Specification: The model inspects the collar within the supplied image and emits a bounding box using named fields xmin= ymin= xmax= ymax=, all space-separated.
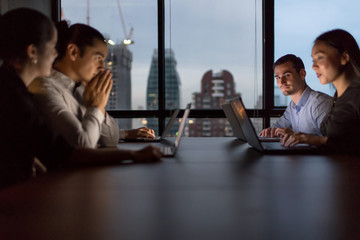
xmin=292 ymin=86 xmax=311 ymax=113
xmin=50 ymin=69 xmax=77 ymax=91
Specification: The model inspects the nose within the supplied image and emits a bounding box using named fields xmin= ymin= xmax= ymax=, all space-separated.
xmin=98 ymin=60 xmax=105 ymax=71
xmin=312 ymin=61 xmax=317 ymax=70
xmin=280 ymin=75 xmax=287 ymax=83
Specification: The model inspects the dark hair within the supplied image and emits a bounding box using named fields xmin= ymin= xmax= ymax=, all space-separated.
xmin=273 ymin=54 xmax=305 ymax=74
xmin=55 ymin=21 xmax=106 ymax=62
xmin=0 ymin=8 xmax=55 ymax=63
xmin=315 ymin=29 xmax=360 ymax=80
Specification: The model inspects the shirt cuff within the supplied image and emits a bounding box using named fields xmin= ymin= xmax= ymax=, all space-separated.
xmin=87 ymin=107 xmax=105 ymax=124
xmin=119 ymin=129 xmax=126 ymax=139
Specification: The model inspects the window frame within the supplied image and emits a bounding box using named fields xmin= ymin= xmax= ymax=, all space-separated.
xmin=56 ymin=0 xmax=284 ymax=134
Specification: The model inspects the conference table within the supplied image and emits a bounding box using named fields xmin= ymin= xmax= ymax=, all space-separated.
xmin=1 ymin=137 xmax=360 ymax=240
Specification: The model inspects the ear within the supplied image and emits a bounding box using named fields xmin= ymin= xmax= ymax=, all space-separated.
xmin=341 ymin=51 xmax=350 ymax=65
xmin=299 ymin=68 xmax=306 ymax=81
xmin=26 ymin=44 xmax=38 ymax=63
xmin=67 ymin=43 xmax=79 ymax=61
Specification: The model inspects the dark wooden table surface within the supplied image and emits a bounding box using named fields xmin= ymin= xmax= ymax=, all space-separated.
xmin=1 ymin=137 xmax=360 ymax=240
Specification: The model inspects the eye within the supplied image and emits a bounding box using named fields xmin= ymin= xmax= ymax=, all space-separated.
xmin=316 ymin=55 xmax=324 ymax=61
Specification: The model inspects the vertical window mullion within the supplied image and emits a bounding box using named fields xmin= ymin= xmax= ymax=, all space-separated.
xmin=263 ymin=0 xmax=274 ymax=129
xmin=158 ymin=0 xmax=165 ymax=134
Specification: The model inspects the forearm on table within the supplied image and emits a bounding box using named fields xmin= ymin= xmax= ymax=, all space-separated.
xmin=66 ymin=147 xmax=136 ymax=167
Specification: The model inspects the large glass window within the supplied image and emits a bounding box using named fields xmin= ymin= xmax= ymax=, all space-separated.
xmin=165 ymin=0 xmax=263 ymax=110
xmin=61 ymin=0 xmax=263 ymax=136
xmin=61 ymin=0 xmax=157 ymax=112
xmin=274 ymin=0 xmax=360 ymax=106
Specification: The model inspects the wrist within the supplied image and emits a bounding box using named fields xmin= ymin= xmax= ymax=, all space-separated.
xmin=100 ymin=107 xmax=106 ymax=116
xmin=320 ymin=136 xmax=328 ymax=146
xmin=308 ymin=135 xmax=327 ymax=146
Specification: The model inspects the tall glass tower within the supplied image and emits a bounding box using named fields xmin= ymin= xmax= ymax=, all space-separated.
xmin=105 ymin=43 xmax=132 ymax=129
xmin=146 ymin=49 xmax=181 ymax=135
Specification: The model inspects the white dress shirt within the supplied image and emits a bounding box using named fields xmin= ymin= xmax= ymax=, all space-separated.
xmin=30 ymin=69 xmax=123 ymax=148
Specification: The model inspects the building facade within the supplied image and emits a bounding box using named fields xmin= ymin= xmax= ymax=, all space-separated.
xmin=146 ymin=49 xmax=181 ymax=136
xmin=189 ymin=70 xmax=241 ymax=137
xmin=105 ymin=43 xmax=132 ymax=129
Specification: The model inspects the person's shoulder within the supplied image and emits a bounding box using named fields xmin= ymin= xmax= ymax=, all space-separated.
xmin=348 ymin=80 xmax=360 ymax=91
xmin=30 ymin=70 xmax=71 ymax=96
xmin=309 ymin=89 xmax=333 ymax=102
xmin=28 ymin=76 xmax=56 ymax=95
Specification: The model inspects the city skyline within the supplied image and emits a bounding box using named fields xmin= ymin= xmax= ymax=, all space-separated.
xmin=61 ymin=0 xmax=262 ymax=109
xmin=62 ymin=0 xmax=360 ymax=110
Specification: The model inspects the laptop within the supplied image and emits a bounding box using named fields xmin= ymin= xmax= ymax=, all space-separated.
xmin=221 ymin=102 xmax=247 ymax=141
xmin=228 ymin=97 xmax=319 ymax=153
xmin=158 ymin=103 xmax=191 ymax=157
xmin=222 ymin=99 xmax=280 ymax=142
xmin=124 ymin=108 xmax=180 ymax=142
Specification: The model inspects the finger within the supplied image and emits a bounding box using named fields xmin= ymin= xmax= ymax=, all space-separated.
xmin=283 ymin=138 xmax=292 ymax=147
xmin=275 ymin=130 xmax=280 ymax=137
xmin=262 ymin=129 xmax=269 ymax=137
xmin=271 ymin=128 xmax=276 ymax=138
xmin=88 ymin=71 xmax=102 ymax=89
xmin=286 ymin=136 xmax=298 ymax=147
xmin=281 ymin=134 xmax=289 ymax=145
xmin=95 ymin=70 xmax=111 ymax=90
xmin=140 ymin=128 xmax=155 ymax=138
xmin=289 ymin=140 xmax=299 ymax=147
xmin=100 ymin=72 xmax=112 ymax=91
xmin=104 ymin=78 xmax=113 ymax=96
xmin=288 ymin=137 xmax=298 ymax=147
xmin=275 ymin=129 xmax=284 ymax=137
xmin=265 ymin=128 xmax=271 ymax=137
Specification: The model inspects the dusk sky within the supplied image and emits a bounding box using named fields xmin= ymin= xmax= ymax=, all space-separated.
xmin=62 ymin=0 xmax=360 ymax=109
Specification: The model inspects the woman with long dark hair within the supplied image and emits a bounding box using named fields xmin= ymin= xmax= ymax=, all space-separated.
xmin=0 ymin=8 xmax=161 ymax=188
xmin=282 ymin=29 xmax=360 ymax=154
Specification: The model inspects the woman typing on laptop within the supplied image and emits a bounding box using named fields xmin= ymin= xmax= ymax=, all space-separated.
xmin=281 ymin=29 xmax=360 ymax=154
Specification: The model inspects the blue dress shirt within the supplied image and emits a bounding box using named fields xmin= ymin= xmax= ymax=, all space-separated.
xmin=272 ymin=86 xmax=333 ymax=136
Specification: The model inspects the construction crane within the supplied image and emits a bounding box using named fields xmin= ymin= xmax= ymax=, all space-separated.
xmin=116 ymin=0 xmax=134 ymax=45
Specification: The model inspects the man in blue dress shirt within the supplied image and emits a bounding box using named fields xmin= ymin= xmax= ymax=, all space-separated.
xmin=260 ymin=54 xmax=333 ymax=137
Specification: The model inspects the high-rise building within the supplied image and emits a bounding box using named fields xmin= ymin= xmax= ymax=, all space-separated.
xmin=146 ymin=49 xmax=181 ymax=135
xmin=189 ymin=70 xmax=241 ymax=137
xmin=105 ymin=43 xmax=132 ymax=129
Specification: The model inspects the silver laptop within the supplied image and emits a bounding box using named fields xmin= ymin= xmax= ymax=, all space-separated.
xmin=125 ymin=109 xmax=180 ymax=142
xmin=158 ymin=103 xmax=191 ymax=157
xmin=229 ymin=97 xmax=318 ymax=153
xmin=222 ymin=99 xmax=280 ymax=142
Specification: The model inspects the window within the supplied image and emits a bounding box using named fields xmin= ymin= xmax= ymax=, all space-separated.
xmin=61 ymin=0 xmax=157 ymax=112
xmin=165 ymin=0 xmax=262 ymax=109
xmin=58 ymin=0 xmax=278 ymax=135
